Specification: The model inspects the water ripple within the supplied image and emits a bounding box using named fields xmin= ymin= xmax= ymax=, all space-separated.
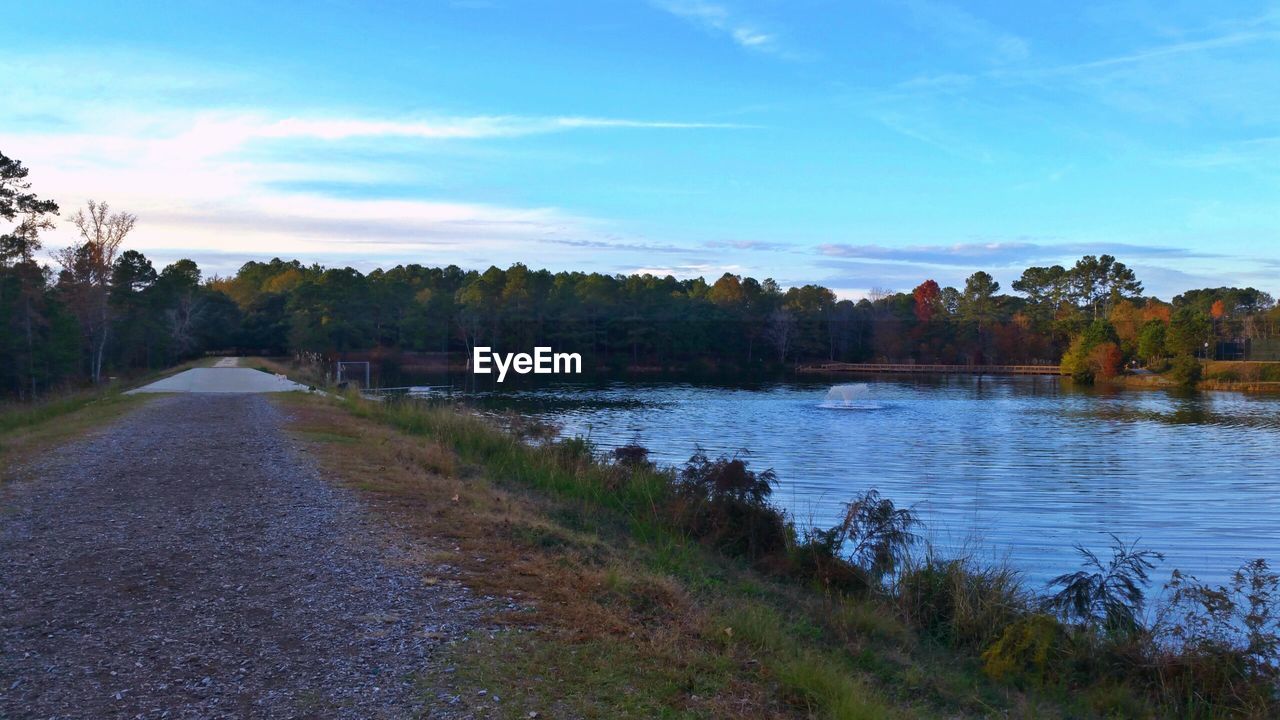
xmin=461 ymin=376 xmax=1280 ymax=589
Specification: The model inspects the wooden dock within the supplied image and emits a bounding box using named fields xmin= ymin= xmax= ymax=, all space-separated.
xmin=803 ymin=362 xmax=1064 ymax=376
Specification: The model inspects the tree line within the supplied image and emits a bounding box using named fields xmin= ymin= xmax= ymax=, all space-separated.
xmin=4 ymin=149 xmax=1278 ymax=398
xmin=1 ymin=152 xmax=238 ymax=399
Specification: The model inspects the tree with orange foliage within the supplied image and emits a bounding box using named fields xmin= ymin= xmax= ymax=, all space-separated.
xmin=1108 ymin=300 xmax=1142 ymax=349
xmin=1140 ymin=300 xmax=1172 ymax=324
xmin=1210 ymin=299 xmax=1226 ymax=320
xmin=708 ymin=272 xmax=746 ymax=308
xmin=912 ymin=279 xmax=942 ymax=322
xmin=1088 ymin=342 xmax=1124 ymax=379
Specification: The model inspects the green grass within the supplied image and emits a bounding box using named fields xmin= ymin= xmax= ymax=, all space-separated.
xmin=433 ymin=630 xmax=738 ymax=719
xmin=777 ymin=652 xmax=893 ymax=720
xmin=333 ymin=393 xmax=1025 ymax=718
xmin=289 ymin=429 xmax=360 ymax=444
xmin=306 ymin=388 xmax=1278 ymax=719
xmin=346 ymin=397 xmax=672 ymax=521
xmin=0 ymin=390 xmax=113 ymax=435
xmin=0 ymin=388 xmax=147 ymax=466
xmin=0 ymin=356 xmax=217 ymax=463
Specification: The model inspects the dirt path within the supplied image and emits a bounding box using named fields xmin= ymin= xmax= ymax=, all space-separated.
xmin=1 ymin=394 xmax=483 ymax=719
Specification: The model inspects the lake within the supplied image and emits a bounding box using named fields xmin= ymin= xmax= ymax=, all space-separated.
xmin=401 ymin=372 xmax=1280 ymax=590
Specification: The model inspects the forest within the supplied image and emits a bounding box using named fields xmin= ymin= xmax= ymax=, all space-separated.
xmin=4 ymin=149 xmax=1279 ymax=399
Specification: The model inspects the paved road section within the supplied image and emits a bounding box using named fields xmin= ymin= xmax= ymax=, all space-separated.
xmin=128 ymin=367 xmax=312 ymax=394
xmin=0 ymin=394 xmax=482 ymax=718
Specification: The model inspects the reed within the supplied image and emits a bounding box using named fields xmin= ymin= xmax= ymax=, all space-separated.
xmin=338 ymin=391 xmax=1279 ymax=718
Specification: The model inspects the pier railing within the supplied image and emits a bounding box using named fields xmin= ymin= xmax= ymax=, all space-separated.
xmin=803 ymin=362 xmax=1064 ymax=375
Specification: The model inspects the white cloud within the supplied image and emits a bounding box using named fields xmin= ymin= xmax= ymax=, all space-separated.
xmin=261 ymin=114 xmax=746 ymax=141
xmin=0 ymin=107 xmax=739 ymax=264
xmin=624 ymin=262 xmax=748 ymax=279
xmin=816 ymin=241 xmax=1215 ymax=267
xmin=1038 ymin=29 xmax=1278 ymax=76
xmin=652 ymin=1 xmax=784 ymax=55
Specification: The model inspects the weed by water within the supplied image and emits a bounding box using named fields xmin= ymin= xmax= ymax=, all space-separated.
xmin=288 ymin=388 xmax=1280 ymax=719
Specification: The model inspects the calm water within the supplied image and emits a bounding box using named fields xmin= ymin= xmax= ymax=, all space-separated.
xmin=408 ymin=373 xmax=1280 ymax=589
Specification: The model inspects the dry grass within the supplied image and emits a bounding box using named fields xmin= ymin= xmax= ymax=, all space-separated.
xmin=0 ymin=390 xmax=149 ymax=472
xmin=271 ymin=391 xmax=1076 ymax=719
xmin=1199 ymin=361 xmax=1280 ymax=392
xmin=0 ymin=356 xmax=237 ymax=466
xmin=243 ymin=356 xmax=328 ymax=387
xmin=273 ymin=392 xmax=796 ymax=718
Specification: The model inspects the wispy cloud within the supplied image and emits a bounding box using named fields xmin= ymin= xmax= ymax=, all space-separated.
xmin=1 ymin=106 xmax=741 ymax=263
xmin=894 ymin=0 xmax=1029 ymax=64
xmin=814 ymin=249 xmax=1253 ymax=300
xmin=622 ymin=262 xmax=748 ymax=279
xmin=542 ymin=238 xmax=696 ymax=254
xmin=704 ymin=239 xmax=789 ymax=251
xmin=872 ymin=110 xmax=996 ymax=163
xmin=817 ymin=241 xmax=1217 ymax=267
xmin=1029 ymin=29 xmax=1279 ymax=78
xmin=263 ymin=115 xmax=749 ymax=141
xmin=890 ymin=10 xmax=1280 ymax=117
xmin=1168 ymin=137 xmax=1280 ymax=169
xmin=652 ymin=1 xmax=787 ymax=56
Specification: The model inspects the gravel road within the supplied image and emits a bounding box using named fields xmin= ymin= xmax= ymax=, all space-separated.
xmin=127 ymin=367 xmax=311 ymax=394
xmin=1 ymin=394 xmax=484 ymax=719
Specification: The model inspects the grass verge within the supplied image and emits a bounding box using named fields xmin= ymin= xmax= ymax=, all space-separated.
xmin=274 ymin=391 xmax=1058 ymax=719
xmin=0 ymin=388 xmax=148 ymax=467
xmin=0 ymin=356 xmax=223 ymax=470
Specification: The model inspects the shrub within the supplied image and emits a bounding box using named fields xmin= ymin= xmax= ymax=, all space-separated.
xmin=1060 ymin=335 xmax=1094 ymax=383
xmin=1157 ymin=559 xmax=1280 ymax=677
xmin=802 ymin=490 xmax=919 ymax=585
xmin=897 ymin=553 xmax=1026 ymax=648
xmin=1088 ymin=341 xmax=1124 ymax=380
xmin=1063 ymin=319 xmax=1122 ymax=383
xmin=1167 ymin=355 xmax=1202 ymax=387
xmin=674 ymin=448 xmax=791 ymax=559
xmin=555 ymin=434 xmax=596 ymax=467
xmin=678 ymin=447 xmax=776 ymax=505
xmin=1136 ymin=320 xmax=1167 ymax=365
xmin=612 ymin=443 xmax=652 ymax=469
xmin=1046 ymin=535 xmax=1162 ymax=636
xmin=789 ymin=542 xmax=874 ymax=596
xmin=981 ymin=614 xmax=1068 ymax=686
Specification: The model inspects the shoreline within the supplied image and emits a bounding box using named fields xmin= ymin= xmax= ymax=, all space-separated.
xmin=7 ymin=358 xmax=1278 ymax=717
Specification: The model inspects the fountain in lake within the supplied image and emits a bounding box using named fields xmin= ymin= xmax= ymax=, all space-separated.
xmin=819 ymin=383 xmax=881 ymax=409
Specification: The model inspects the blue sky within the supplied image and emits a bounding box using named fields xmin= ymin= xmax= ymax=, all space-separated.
xmin=2 ymin=0 xmax=1277 ymax=299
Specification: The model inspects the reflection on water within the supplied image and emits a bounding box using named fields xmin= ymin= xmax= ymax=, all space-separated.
xmin=406 ymin=373 xmax=1280 ymax=588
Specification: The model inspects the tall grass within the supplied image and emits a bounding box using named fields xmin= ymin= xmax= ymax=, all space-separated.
xmin=342 ymin=392 xmax=1280 ymax=718
xmin=1 ymin=355 xmax=217 ymax=440
xmin=896 ymin=550 xmax=1027 ymax=649
xmin=345 ymin=396 xmax=672 ymax=527
xmin=0 ymin=390 xmax=112 ymax=435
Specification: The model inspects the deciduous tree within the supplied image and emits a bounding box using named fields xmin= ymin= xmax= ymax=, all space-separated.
xmin=55 ymin=200 xmax=136 ymax=383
